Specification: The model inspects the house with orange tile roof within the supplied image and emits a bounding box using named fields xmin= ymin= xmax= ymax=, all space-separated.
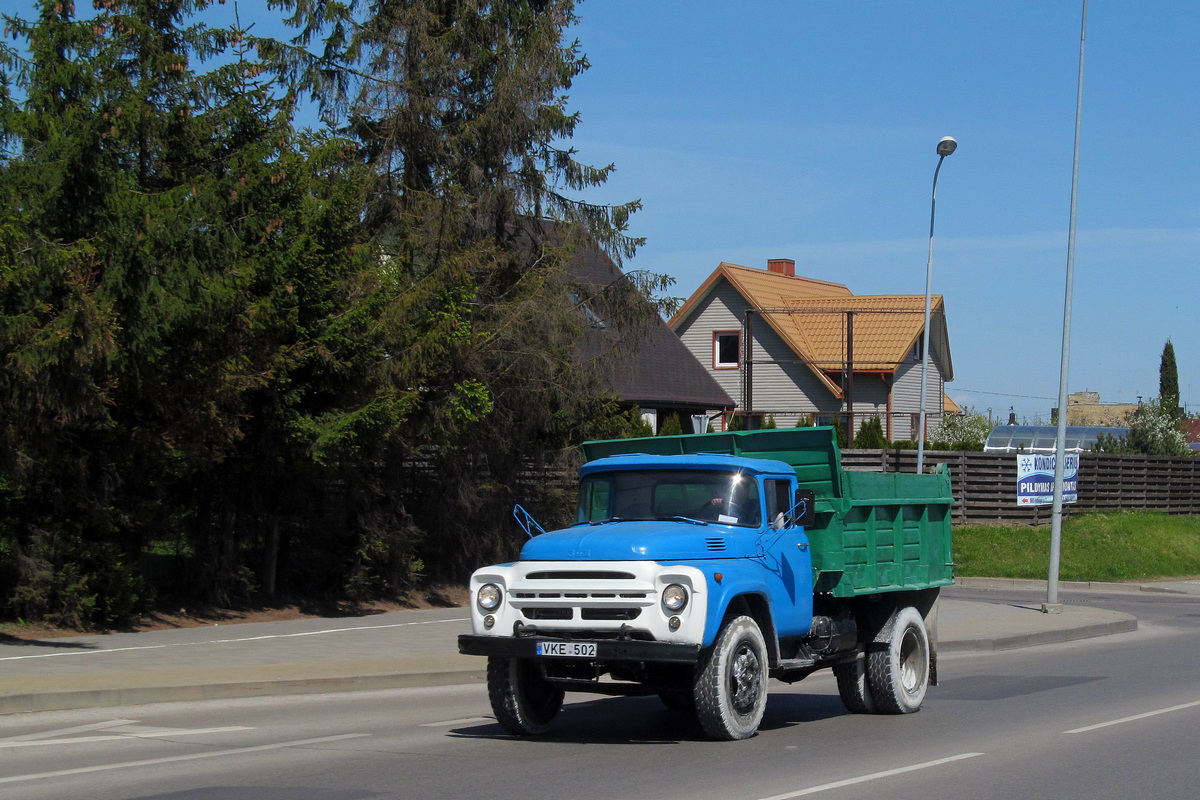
xmin=669 ymin=258 xmax=954 ymax=440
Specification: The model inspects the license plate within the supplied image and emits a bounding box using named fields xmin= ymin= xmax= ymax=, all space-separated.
xmin=535 ymin=641 xmax=596 ymax=658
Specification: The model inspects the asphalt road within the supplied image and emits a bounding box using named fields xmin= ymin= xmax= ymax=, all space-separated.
xmin=3 ymin=586 xmax=1199 ymax=800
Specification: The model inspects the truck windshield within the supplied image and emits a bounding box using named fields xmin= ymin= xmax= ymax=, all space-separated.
xmin=575 ymin=469 xmax=761 ymax=527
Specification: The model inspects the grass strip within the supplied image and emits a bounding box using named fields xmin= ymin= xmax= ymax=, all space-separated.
xmin=954 ymin=511 xmax=1200 ymax=582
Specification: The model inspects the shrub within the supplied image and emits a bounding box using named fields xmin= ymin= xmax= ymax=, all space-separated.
xmin=1103 ymin=399 xmax=1190 ymax=456
xmin=658 ymin=413 xmax=683 ymax=436
xmin=928 ymin=406 xmax=994 ymax=448
xmin=8 ymin=529 xmax=148 ymax=629
xmin=852 ymin=417 xmax=886 ymax=448
xmin=621 ymin=406 xmax=654 ymax=438
xmin=832 ymin=418 xmax=847 ymax=448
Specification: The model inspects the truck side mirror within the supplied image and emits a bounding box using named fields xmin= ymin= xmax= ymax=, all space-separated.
xmin=512 ymin=503 xmax=547 ymax=539
xmin=793 ymin=489 xmax=816 ymax=529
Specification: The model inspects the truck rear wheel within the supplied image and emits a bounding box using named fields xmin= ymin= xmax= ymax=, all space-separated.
xmin=833 ymin=654 xmax=876 ymax=714
xmin=694 ymin=615 xmax=768 ymax=740
xmin=866 ymin=606 xmax=930 ymax=714
xmin=487 ymin=656 xmax=564 ymax=735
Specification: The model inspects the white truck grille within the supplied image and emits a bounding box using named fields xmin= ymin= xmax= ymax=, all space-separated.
xmin=468 ymin=560 xmax=709 ymax=644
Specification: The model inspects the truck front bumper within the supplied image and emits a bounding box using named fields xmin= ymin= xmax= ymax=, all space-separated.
xmin=458 ymin=634 xmax=701 ymax=664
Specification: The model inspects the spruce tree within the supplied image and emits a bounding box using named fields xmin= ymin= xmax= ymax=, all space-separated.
xmin=270 ymin=0 xmax=655 ymax=577
xmin=1 ymin=1 xmax=382 ymax=618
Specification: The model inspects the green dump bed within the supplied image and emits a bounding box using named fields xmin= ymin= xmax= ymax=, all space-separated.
xmin=581 ymin=427 xmax=954 ymax=597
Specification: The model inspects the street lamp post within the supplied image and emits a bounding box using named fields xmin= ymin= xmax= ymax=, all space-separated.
xmin=917 ymin=136 xmax=957 ymax=475
xmin=1046 ymin=0 xmax=1088 ymax=614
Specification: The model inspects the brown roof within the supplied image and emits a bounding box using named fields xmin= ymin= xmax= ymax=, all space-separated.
xmin=780 ymin=296 xmax=934 ymax=372
xmin=672 ymin=263 xmax=853 ymax=322
xmin=670 ymin=261 xmax=952 ymax=400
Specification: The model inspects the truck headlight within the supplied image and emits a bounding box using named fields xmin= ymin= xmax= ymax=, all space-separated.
xmin=477 ymin=583 xmax=502 ymax=611
xmin=662 ymin=583 xmax=688 ymax=613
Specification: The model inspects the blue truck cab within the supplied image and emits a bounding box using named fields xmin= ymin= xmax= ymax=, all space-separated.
xmin=459 ymin=428 xmax=953 ymax=740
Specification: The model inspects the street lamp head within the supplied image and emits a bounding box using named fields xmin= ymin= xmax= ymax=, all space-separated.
xmin=937 ymin=136 xmax=958 ymax=157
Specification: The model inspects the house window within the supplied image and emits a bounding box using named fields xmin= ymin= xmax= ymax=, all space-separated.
xmin=714 ymin=331 xmax=740 ymax=369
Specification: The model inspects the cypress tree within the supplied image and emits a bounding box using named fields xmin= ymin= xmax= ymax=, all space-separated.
xmin=1160 ymin=339 xmax=1180 ymax=419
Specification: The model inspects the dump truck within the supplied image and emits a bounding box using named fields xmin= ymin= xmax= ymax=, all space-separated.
xmin=458 ymin=427 xmax=954 ymax=739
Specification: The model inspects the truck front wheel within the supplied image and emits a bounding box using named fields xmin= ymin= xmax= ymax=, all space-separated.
xmin=694 ymin=615 xmax=768 ymax=740
xmin=866 ymin=606 xmax=930 ymax=714
xmin=487 ymin=657 xmax=564 ymax=735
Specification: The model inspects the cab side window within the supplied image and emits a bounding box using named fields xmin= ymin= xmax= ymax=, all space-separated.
xmin=764 ymin=479 xmax=792 ymax=527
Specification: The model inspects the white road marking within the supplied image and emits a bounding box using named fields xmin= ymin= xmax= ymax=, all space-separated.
xmin=755 ymin=752 xmax=986 ymax=800
xmin=1064 ymin=698 xmax=1200 ymax=734
xmin=418 ymin=716 xmax=492 ymax=727
xmin=0 ymin=733 xmax=370 ymax=784
xmin=0 ymin=719 xmax=140 ymax=742
xmin=0 ymin=617 xmax=470 ymax=662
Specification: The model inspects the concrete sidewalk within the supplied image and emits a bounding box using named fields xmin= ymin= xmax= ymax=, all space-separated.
xmin=4 ymin=578 xmax=1188 ymax=715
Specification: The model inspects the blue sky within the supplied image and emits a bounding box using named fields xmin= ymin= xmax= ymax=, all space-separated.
xmin=15 ymin=1 xmax=1193 ymax=422
xmin=561 ymin=1 xmax=1198 ymax=422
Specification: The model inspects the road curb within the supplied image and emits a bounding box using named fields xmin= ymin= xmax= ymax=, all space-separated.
xmin=939 ymin=612 xmax=1138 ymax=653
xmin=955 ymin=577 xmax=1190 ymax=595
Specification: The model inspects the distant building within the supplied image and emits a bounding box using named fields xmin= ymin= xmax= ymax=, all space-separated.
xmin=1060 ymin=391 xmax=1137 ymax=426
xmin=1182 ymin=418 xmax=1200 ymax=452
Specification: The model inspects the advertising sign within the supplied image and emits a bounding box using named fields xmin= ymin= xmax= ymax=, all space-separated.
xmin=1016 ymin=453 xmax=1079 ymax=506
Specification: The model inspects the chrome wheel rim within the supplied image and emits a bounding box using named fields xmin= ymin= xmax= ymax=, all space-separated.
xmin=730 ymin=642 xmax=763 ymax=714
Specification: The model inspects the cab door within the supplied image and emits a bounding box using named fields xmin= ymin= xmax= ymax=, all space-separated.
xmin=761 ymin=477 xmax=813 ymax=636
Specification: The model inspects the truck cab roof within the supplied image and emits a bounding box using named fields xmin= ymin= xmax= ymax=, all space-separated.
xmin=580 ymin=452 xmax=795 ymax=478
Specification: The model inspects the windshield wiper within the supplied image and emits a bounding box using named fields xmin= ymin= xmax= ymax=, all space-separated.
xmin=662 ymin=515 xmax=709 ymax=526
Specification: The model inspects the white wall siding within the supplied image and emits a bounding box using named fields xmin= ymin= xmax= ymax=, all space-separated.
xmin=676 ymin=281 xmax=747 ymax=408
xmin=745 ymin=313 xmax=840 ymax=417
xmin=893 ymin=357 xmax=944 ymax=439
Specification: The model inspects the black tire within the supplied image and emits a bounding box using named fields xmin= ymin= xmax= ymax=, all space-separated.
xmin=487 ymin=656 xmax=565 ymax=735
xmin=866 ymin=606 xmax=930 ymax=714
xmin=694 ymin=615 xmax=768 ymax=740
xmin=832 ymin=654 xmax=876 ymax=714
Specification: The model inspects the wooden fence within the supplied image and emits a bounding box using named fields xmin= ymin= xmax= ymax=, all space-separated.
xmin=841 ymin=449 xmax=1200 ymax=526
xmin=407 ymin=450 xmax=1199 ymax=531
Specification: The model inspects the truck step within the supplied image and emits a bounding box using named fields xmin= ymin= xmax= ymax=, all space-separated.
xmin=776 ymin=657 xmax=816 ymax=671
